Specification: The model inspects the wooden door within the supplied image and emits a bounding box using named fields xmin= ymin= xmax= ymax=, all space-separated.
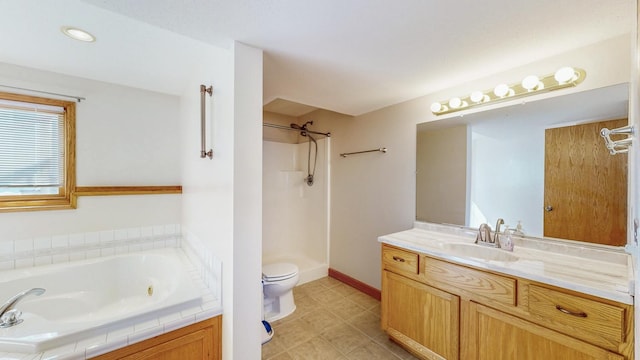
xmin=467 ymin=302 xmax=623 ymax=360
xmin=382 ymin=270 xmax=459 ymax=360
xmin=544 ymin=119 xmax=627 ymax=245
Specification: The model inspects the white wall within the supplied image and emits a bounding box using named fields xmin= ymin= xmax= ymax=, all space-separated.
xmin=179 ymin=48 xmax=234 ymax=358
xmin=180 ymin=41 xmax=263 ymax=360
xmin=231 ymin=42 xmax=263 ymax=360
xmin=0 ymin=62 xmax=182 ymax=242
xmin=326 ymin=105 xmax=417 ymax=289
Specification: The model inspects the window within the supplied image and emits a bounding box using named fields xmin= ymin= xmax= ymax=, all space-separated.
xmin=0 ymin=92 xmax=75 ymax=211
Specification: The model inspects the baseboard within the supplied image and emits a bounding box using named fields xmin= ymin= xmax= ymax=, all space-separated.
xmin=328 ymin=268 xmax=381 ymax=301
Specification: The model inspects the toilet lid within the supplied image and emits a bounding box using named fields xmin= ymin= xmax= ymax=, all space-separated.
xmin=263 ymin=262 xmax=298 ymax=280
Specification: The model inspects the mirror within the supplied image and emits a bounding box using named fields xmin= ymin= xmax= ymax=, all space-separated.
xmin=416 ymin=83 xmax=629 ymax=245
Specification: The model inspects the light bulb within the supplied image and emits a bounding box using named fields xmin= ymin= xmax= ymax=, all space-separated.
xmin=430 ymin=102 xmax=443 ymax=113
xmin=522 ymin=75 xmax=541 ymax=91
xmin=554 ymin=66 xmax=576 ymax=84
xmin=470 ymin=91 xmax=485 ymax=103
xmin=449 ymin=97 xmax=462 ymax=109
xmin=494 ymin=84 xmax=511 ymax=98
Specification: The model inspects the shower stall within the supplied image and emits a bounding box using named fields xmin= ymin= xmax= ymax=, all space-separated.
xmin=262 ymin=122 xmax=330 ymax=285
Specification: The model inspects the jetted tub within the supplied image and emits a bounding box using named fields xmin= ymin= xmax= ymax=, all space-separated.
xmin=0 ymin=248 xmax=202 ymax=353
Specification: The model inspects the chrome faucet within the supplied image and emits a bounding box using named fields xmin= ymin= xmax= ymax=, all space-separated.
xmin=494 ymin=218 xmax=504 ymax=244
xmin=475 ymin=223 xmax=494 ymax=246
xmin=0 ymin=288 xmax=45 ymax=328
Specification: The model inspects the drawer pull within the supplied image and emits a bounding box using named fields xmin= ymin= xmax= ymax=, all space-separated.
xmin=555 ymin=305 xmax=587 ymax=318
xmin=392 ymin=256 xmax=406 ymax=263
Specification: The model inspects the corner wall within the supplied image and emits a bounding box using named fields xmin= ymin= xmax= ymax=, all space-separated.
xmin=300 ymin=107 xmax=416 ymax=289
xmin=231 ymin=42 xmax=263 ymax=360
xmin=180 ymin=42 xmax=263 ymax=360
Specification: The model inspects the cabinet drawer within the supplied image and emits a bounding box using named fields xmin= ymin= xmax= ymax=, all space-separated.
xmin=423 ymin=257 xmax=516 ymax=306
xmin=382 ymin=246 xmax=419 ymax=275
xmin=528 ymin=285 xmax=625 ymax=346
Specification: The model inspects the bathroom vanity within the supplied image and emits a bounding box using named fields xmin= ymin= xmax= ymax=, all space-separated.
xmin=379 ymin=225 xmax=634 ymax=360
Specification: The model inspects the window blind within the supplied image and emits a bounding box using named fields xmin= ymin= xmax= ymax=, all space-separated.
xmin=0 ymin=104 xmax=64 ymax=195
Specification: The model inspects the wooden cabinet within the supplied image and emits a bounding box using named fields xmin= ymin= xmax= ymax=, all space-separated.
xmin=421 ymin=256 xmax=516 ymax=307
xmin=380 ymin=244 xmax=634 ymax=360
xmin=382 ymin=270 xmax=459 ymax=359
xmin=528 ymin=284 xmax=626 ymax=349
xmin=92 ymin=316 xmax=221 ymax=360
xmin=468 ymin=302 xmax=623 ymax=360
xmin=382 ymin=245 xmax=419 ymax=275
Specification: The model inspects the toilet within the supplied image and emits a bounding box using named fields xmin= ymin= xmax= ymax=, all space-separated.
xmin=262 ymin=262 xmax=299 ymax=322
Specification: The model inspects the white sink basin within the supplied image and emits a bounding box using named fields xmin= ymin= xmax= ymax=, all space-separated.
xmin=439 ymin=243 xmax=519 ymax=262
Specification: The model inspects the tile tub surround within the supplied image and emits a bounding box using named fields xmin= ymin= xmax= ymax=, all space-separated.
xmin=0 ymin=224 xmax=183 ymax=271
xmin=380 ymin=222 xmax=634 ymax=304
xmin=0 ymin=226 xmax=222 ymax=360
xmin=262 ymin=277 xmax=419 ymax=360
xmin=182 ymin=229 xmax=223 ymax=300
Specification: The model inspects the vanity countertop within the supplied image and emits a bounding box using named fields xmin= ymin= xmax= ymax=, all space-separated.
xmin=379 ymin=222 xmax=634 ymax=304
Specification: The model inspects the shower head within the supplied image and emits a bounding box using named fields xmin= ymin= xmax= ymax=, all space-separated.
xmin=291 ymin=122 xmax=309 ymax=137
xmin=291 ymin=121 xmax=313 ymax=131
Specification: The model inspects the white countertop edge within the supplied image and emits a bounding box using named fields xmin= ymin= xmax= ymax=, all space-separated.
xmin=85 ymin=303 xmax=222 ymax=359
xmin=45 ymin=302 xmax=223 ymax=360
xmin=380 ymin=236 xmax=634 ymax=305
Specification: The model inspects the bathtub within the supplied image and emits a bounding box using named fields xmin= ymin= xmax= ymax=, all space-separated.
xmin=0 ymin=248 xmax=202 ymax=353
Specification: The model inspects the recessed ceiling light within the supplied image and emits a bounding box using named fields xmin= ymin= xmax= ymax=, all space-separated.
xmin=61 ymin=26 xmax=95 ymax=42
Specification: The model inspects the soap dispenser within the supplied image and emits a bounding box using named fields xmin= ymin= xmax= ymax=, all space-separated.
xmin=514 ymin=221 xmax=525 ymax=236
xmin=501 ymin=226 xmax=514 ymax=252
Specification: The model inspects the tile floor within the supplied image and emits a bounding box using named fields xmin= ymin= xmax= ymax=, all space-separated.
xmin=262 ymin=276 xmax=420 ymax=360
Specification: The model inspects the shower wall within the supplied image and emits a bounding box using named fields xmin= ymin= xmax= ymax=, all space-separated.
xmin=263 ymin=138 xmax=329 ymax=284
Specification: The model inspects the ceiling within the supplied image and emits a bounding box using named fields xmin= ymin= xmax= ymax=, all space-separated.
xmin=262 ymin=98 xmax=319 ymax=117
xmin=0 ymin=0 xmax=633 ymax=116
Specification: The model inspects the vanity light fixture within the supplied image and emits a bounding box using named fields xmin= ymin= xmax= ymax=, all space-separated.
xmin=60 ymin=26 xmax=96 ymax=42
xmin=431 ymin=66 xmax=586 ymax=115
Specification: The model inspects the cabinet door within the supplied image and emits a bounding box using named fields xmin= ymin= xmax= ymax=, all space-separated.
xmin=123 ymin=327 xmax=214 ymax=360
xmin=468 ymin=302 xmax=624 ymax=360
xmin=382 ymin=270 xmax=459 ymax=360
xmin=91 ymin=316 xmax=221 ymax=360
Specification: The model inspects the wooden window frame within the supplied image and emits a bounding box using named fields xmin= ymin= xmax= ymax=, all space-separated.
xmin=0 ymin=92 xmax=76 ymax=212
